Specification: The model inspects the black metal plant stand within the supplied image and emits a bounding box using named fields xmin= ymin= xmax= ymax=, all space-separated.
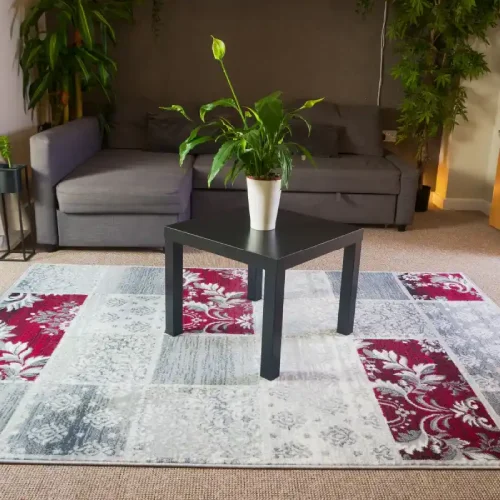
xmin=0 ymin=164 xmax=36 ymax=262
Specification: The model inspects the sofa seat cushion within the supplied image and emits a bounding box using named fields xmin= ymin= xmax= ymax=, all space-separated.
xmin=56 ymin=150 xmax=193 ymax=214
xmin=193 ymin=154 xmax=247 ymax=190
xmin=193 ymin=154 xmax=400 ymax=194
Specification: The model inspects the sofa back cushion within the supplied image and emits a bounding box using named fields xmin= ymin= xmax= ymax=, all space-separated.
xmin=146 ymin=113 xmax=191 ymax=153
xmin=146 ymin=112 xmax=223 ymax=155
xmin=290 ymin=121 xmax=339 ymax=157
xmin=291 ymin=101 xmax=383 ymax=156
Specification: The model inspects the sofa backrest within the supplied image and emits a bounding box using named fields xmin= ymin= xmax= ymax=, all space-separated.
xmin=145 ymin=108 xmax=239 ymax=154
xmin=142 ymin=101 xmax=383 ymax=157
xmin=293 ymin=101 xmax=383 ymax=157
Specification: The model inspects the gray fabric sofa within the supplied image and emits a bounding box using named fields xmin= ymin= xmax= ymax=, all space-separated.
xmin=31 ymin=103 xmax=418 ymax=249
xmin=31 ymin=118 xmax=192 ymax=248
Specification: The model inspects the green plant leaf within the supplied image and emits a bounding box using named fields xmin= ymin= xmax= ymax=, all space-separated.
xmin=294 ymin=98 xmax=324 ymax=112
xmin=159 ymin=105 xmax=192 ymax=121
xmin=289 ymin=114 xmax=312 ymax=136
xmin=75 ymin=55 xmax=91 ymax=83
xmin=48 ymin=33 xmax=60 ymax=70
xmin=277 ymin=145 xmax=293 ymax=188
xmin=288 ymin=142 xmax=316 ymax=166
xmin=208 ymin=141 xmax=239 ymax=186
xmin=243 ymin=107 xmax=263 ymax=125
xmin=101 ymin=2 xmax=133 ymax=21
xmin=98 ymin=64 xmax=110 ymax=88
xmin=179 ymin=136 xmax=213 ymax=165
xmin=0 ymin=136 xmax=13 ymax=168
xmin=22 ymin=70 xmax=30 ymax=104
xmin=28 ymin=72 xmax=51 ymax=109
xmin=224 ymin=159 xmax=245 ymax=186
xmin=199 ymin=98 xmax=237 ymax=122
xmin=94 ymin=72 xmax=111 ymax=102
xmin=211 ymin=36 xmax=226 ymax=61
xmin=179 ymin=121 xmax=221 ymax=162
xmin=242 ymin=129 xmax=261 ymax=152
xmin=77 ymin=0 xmax=93 ymax=49
xmin=23 ymin=42 xmax=43 ymax=69
xmin=92 ymin=10 xmax=116 ymax=43
xmin=255 ymin=92 xmax=284 ymax=138
xmin=20 ymin=4 xmax=46 ymax=38
xmin=86 ymin=47 xmax=117 ymax=71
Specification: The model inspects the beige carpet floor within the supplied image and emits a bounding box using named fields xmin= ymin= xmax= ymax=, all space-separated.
xmin=0 ymin=208 xmax=499 ymax=500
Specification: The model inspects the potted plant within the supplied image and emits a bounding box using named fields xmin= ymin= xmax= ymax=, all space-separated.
xmin=0 ymin=136 xmax=25 ymax=194
xmin=19 ymin=0 xmax=136 ymax=128
xmin=161 ymin=37 xmax=323 ymax=231
xmin=357 ymin=0 xmax=500 ymax=212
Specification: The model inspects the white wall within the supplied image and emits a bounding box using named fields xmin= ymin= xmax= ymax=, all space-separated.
xmin=0 ymin=0 xmax=38 ymax=246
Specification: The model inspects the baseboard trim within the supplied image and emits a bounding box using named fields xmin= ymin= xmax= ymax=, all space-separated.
xmin=430 ymin=193 xmax=491 ymax=215
xmin=430 ymin=192 xmax=445 ymax=209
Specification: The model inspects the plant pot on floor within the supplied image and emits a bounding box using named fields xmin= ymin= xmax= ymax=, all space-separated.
xmin=246 ymin=177 xmax=282 ymax=231
xmin=415 ymin=185 xmax=431 ymax=213
xmin=0 ymin=164 xmax=26 ymax=194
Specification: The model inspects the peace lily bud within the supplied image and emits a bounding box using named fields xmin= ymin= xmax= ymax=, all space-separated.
xmin=211 ymin=36 xmax=226 ymax=61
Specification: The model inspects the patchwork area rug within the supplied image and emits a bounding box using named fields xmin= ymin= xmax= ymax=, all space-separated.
xmin=0 ymin=264 xmax=500 ymax=468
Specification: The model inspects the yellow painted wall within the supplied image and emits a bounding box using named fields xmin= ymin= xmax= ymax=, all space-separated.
xmin=490 ymin=158 xmax=500 ymax=228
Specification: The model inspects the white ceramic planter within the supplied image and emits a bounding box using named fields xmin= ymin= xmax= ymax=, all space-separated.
xmin=246 ymin=177 xmax=282 ymax=231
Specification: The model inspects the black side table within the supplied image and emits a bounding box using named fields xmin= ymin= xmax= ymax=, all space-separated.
xmin=164 ymin=209 xmax=363 ymax=381
xmin=0 ymin=164 xmax=36 ymax=261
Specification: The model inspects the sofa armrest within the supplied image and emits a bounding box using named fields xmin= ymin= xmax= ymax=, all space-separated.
xmin=385 ymin=153 xmax=419 ymax=226
xmin=30 ymin=117 xmax=101 ymax=245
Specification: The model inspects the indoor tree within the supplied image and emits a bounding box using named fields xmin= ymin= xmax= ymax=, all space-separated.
xmin=19 ymin=0 xmax=136 ymax=126
xmin=357 ymin=0 xmax=500 ymax=184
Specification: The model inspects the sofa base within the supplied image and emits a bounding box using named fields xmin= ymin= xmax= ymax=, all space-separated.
xmin=192 ymin=190 xmax=398 ymax=225
xmin=38 ymin=244 xmax=59 ymax=253
xmin=56 ymin=209 xmax=190 ymax=248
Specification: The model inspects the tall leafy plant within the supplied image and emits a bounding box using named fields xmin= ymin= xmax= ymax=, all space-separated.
xmin=162 ymin=37 xmax=323 ymax=188
xmin=358 ymin=0 xmax=500 ymax=181
xmin=19 ymin=0 xmax=136 ymax=126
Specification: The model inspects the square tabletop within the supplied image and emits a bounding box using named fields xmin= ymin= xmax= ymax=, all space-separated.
xmin=165 ymin=208 xmax=363 ymax=269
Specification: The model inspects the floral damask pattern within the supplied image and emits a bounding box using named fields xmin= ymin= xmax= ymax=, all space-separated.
xmin=398 ymin=273 xmax=483 ymax=301
xmin=182 ymin=269 xmax=254 ymax=334
xmin=129 ymin=386 xmax=261 ymax=464
xmin=420 ymin=302 xmax=500 ymax=394
xmin=0 ymin=294 xmax=87 ymax=381
xmin=0 ymin=264 xmax=499 ymax=467
xmin=358 ymin=339 xmax=500 ymax=461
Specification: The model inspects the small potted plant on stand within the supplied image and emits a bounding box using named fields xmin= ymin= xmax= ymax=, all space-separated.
xmin=0 ymin=135 xmax=35 ymax=261
xmin=161 ymin=37 xmax=323 ymax=231
xmin=0 ymin=136 xmax=26 ymax=194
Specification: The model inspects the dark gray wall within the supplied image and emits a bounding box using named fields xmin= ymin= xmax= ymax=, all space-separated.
xmin=106 ymin=0 xmax=403 ymax=148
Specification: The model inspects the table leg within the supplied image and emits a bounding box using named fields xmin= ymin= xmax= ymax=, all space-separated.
xmin=337 ymin=241 xmax=362 ymax=335
xmin=247 ymin=266 xmax=263 ymax=301
xmin=165 ymin=238 xmax=183 ymax=336
xmin=260 ymin=264 xmax=286 ymax=380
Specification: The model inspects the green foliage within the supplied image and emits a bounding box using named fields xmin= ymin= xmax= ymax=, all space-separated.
xmin=357 ymin=0 xmax=500 ymax=163
xmin=0 ymin=136 xmax=13 ymax=168
xmin=161 ymin=37 xmax=323 ymax=189
xmin=211 ymin=36 xmax=226 ymax=61
xmin=19 ymin=0 xmax=137 ymax=124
